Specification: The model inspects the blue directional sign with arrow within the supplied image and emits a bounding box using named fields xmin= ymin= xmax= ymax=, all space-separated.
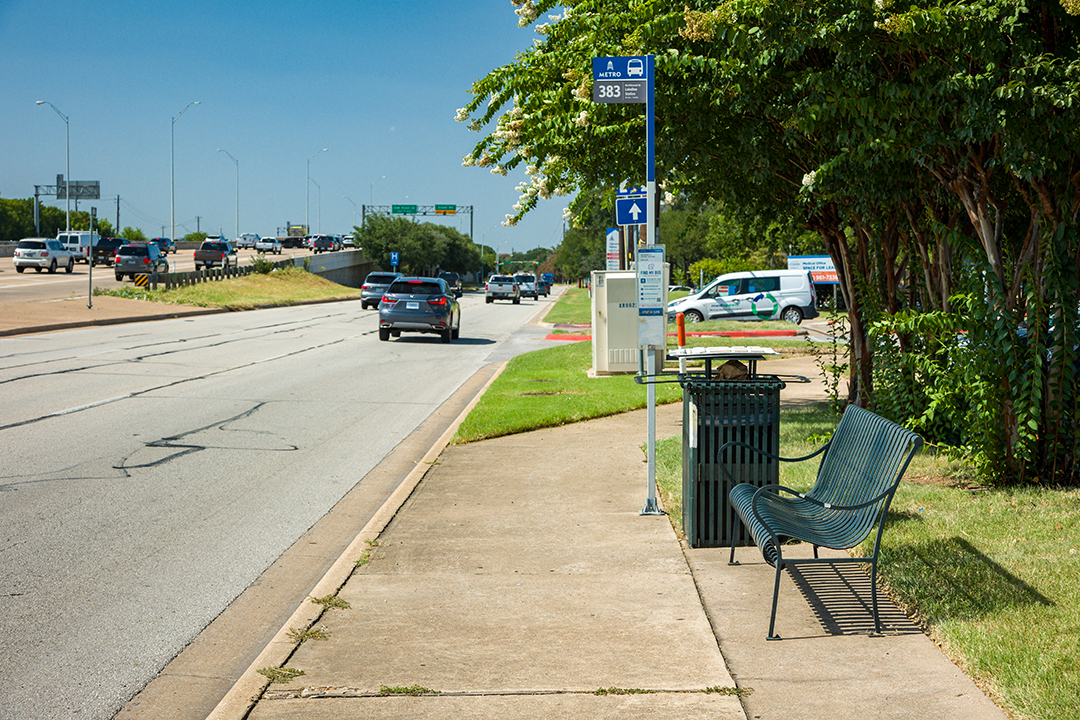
xmin=616 ymin=196 xmax=647 ymax=226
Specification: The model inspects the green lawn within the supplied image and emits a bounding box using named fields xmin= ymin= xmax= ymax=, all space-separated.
xmin=452 ymin=340 xmax=683 ymax=444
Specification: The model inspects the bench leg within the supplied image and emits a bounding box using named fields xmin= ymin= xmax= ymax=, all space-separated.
xmin=870 ymin=560 xmax=882 ymax=636
xmin=767 ymin=561 xmax=783 ymax=640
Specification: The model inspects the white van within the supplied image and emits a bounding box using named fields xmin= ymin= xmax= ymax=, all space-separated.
xmin=667 ymin=269 xmax=818 ymax=324
xmin=56 ymin=231 xmax=100 ymax=263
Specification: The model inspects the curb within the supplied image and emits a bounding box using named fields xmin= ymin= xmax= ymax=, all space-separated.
xmin=205 ymin=360 xmax=509 ymax=720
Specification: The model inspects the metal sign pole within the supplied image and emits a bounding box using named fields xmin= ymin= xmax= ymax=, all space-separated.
xmin=88 ymin=207 xmax=95 ymax=309
xmin=640 ymin=55 xmax=664 ymax=516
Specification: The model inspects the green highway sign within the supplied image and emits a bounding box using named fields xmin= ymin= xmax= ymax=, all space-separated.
xmin=435 ymin=204 xmax=456 ymax=215
xmin=392 ymin=204 xmax=418 ymax=214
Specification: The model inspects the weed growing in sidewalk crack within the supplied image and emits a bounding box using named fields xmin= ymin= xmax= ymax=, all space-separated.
xmin=258 ymin=667 xmax=305 ymax=684
xmin=286 ymin=626 xmax=329 ymax=643
xmin=310 ymin=594 xmax=351 ymax=610
xmin=355 ymin=539 xmax=380 ymax=567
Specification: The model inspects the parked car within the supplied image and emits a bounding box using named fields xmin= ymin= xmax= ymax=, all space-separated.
xmin=254 ymin=237 xmax=283 ymax=254
xmin=91 ymin=237 xmax=126 ymax=266
xmin=151 ymin=237 xmax=176 ymax=254
xmin=666 ymin=270 xmax=818 ymax=324
xmin=378 ymin=276 xmax=461 ymax=343
xmin=237 ymin=233 xmax=260 ymax=249
xmin=360 ymin=271 xmax=403 ymax=310
xmin=115 ymin=243 xmax=168 ymax=281
xmin=13 ymin=238 xmax=75 ymax=273
xmin=438 ymin=271 xmax=463 ymax=297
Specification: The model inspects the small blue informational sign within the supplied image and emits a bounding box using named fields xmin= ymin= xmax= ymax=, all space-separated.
xmin=616 ymin=197 xmax=648 ymax=226
xmin=391 ymin=251 xmax=399 ymax=267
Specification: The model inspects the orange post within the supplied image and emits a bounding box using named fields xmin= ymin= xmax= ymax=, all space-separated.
xmin=676 ymin=312 xmax=686 ymax=348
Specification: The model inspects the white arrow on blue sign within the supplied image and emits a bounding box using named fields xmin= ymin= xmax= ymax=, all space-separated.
xmin=616 ymin=197 xmax=647 ymax=226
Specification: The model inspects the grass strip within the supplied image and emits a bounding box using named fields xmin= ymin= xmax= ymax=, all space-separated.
xmin=452 ymin=340 xmax=683 ymax=444
xmin=94 ymin=266 xmax=362 ymax=310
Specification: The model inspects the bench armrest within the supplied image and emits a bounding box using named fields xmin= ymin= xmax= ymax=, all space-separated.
xmin=714 ymin=440 xmax=829 ymax=491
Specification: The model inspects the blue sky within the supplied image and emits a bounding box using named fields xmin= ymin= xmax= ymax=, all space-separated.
xmin=1 ymin=0 xmax=567 ymax=253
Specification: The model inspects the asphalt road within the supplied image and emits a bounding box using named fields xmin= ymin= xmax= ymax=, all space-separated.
xmin=0 ymin=292 xmax=560 ymax=720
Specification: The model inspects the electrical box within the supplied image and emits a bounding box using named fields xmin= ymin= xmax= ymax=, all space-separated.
xmin=591 ymin=270 xmax=641 ymax=375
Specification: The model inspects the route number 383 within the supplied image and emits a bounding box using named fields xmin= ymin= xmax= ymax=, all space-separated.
xmin=596 ymin=84 xmax=622 ymax=99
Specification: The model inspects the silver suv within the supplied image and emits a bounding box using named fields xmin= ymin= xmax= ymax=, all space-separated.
xmin=115 ymin=243 xmax=168 ymax=281
xmin=13 ymin=238 xmax=75 ymax=274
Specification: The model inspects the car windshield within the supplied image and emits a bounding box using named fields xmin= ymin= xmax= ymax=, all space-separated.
xmin=18 ymin=241 xmax=46 ymax=249
xmin=388 ymin=280 xmax=442 ymax=295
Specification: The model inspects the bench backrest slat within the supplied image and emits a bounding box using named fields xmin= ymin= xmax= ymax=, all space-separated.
xmin=806 ymin=405 xmax=923 ymax=546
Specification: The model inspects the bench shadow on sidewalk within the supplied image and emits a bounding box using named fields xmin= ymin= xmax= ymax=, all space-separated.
xmin=785 ymin=562 xmax=922 ymax=637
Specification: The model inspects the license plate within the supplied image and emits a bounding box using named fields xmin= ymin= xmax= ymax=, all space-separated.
xmin=406 ymin=302 xmax=420 ymax=310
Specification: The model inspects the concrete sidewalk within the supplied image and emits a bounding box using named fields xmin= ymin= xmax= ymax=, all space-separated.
xmin=239 ymin=357 xmax=1007 ymax=720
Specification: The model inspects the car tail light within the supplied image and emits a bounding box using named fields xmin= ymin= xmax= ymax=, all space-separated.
xmin=143 ymin=257 xmax=150 ymax=264
xmin=428 ymin=296 xmax=448 ymax=306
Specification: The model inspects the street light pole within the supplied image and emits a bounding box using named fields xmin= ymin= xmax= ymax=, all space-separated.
xmin=36 ymin=101 xmax=69 ymax=231
xmin=370 ymin=175 xmax=386 ymax=205
xmin=344 ymin=196 xmax=357 ymax=228
xmin=217 ymin=149 xmax=239 ymax=239
xmin=171 ymin=101 xmax=201 ymax=243
xmin=309 ymin=178 xmax=322 ymax=233
xmin=306 ymin=148 xmax=327 ymax=233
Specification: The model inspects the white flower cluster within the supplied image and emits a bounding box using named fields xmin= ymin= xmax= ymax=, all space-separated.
xmin=802 ymin=171 xmax=817 ymax=187
xmin=454 ymin=107 xmax=469 ymax=123
xmin=572 ymin=82 xmax=591 ymax=101
xmin=664 ymin=191 xmax=675 ymax=205
xmin=491 ymin=165 xmax=509 ymax=176
xmin=513 ymin=0 xmax=538 ymax=27
xmin=572 ymin=110 xmax=589 ymax=127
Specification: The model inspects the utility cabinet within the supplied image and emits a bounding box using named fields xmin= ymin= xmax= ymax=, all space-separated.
xmin=590 ymin=270 xmax=640 ymax=374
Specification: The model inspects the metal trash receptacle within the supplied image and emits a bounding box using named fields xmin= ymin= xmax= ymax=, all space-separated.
xmin=681 ymin=375 xmax=785 ymax=548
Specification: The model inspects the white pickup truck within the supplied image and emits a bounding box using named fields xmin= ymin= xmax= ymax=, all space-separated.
xmin=254 ymin=237 xmax=283 ymax=254
xmin=485 ymin=274 xmax=520 ymax=304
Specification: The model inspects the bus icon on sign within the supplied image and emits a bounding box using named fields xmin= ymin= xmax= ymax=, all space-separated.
xmin=627 ymin=58 xmax=644 ymax=76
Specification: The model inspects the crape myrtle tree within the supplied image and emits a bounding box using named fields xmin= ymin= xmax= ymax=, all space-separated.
xmin=458 ymin=0 xmax=1080 ymax=485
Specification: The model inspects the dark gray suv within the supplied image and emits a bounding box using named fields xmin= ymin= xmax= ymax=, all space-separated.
xmin=361 ymin=271 xmax=403 ymax=310
xmin=378 ymin=277 xmax=461 ymax=343
xmin=115 ymin=243 xmax=167 ymax=281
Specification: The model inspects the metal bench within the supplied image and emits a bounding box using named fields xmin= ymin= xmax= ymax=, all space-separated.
xmin=726 ymin=404 xmax=923 ymax=639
